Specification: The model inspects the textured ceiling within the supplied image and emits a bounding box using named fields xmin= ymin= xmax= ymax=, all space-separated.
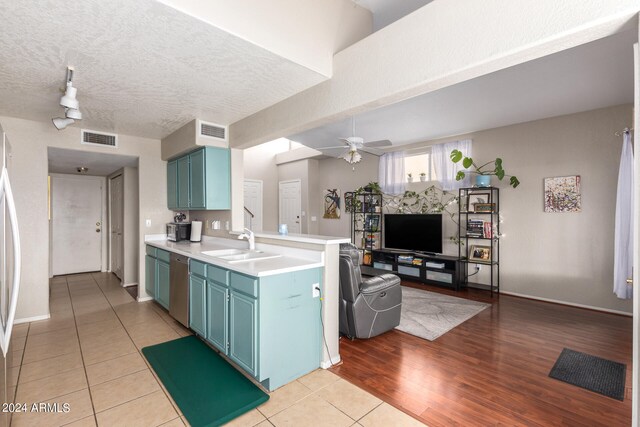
xmin=355 ymin=0 xmax=433 ymax=31
xmin=0 ymin=0 xmax=327 ymax=139
xmin=290 ymin=30 xmax=636 ymax=151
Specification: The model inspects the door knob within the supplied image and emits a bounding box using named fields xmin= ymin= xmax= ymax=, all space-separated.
xmin=627 ymin=278 xmax=633 ymax=285
xmin=96 ymin=228 xmax=101 ymax=233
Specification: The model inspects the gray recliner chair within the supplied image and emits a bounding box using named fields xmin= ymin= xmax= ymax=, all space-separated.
xmin=339 ymin=243 xmax=402 ymax=339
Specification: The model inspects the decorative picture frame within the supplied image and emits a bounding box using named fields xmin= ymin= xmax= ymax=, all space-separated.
xmin=365 ymin=214 xmax=380 ymax=232
xmin=467 ymin=192 xmax=491 ymax=212
xmin=544 ymin=175 xmax=581 ymax=213
xmin=469 ymin=245 xmax=492 ymax=262
xmin=323 ymin=189 xmax=341 ymax=219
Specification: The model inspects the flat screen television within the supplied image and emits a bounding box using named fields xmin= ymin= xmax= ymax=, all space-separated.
xmin=383 ymin=214 xmax=443 ymax=254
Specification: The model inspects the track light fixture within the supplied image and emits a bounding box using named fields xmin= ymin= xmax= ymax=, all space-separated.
xmin=52 ymin=66 xmax=82 ymax=130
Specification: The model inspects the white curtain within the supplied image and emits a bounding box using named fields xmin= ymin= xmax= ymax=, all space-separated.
xmin=432 ymin=139 xmax=473 ymax=191
xmin=614 ymin=131 xmax=634 ymax=299
xmin=378 ymin=151 xmax=406 ymax=195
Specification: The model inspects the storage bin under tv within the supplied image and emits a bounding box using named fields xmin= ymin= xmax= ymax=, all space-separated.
xmin=371 ymin=249 xmax=467 ymax=291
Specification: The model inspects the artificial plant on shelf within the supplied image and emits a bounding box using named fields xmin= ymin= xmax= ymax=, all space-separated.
xmin=450 ymin=149 xmax=520 ymax=188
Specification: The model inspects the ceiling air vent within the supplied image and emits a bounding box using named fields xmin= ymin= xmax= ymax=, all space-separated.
xmin=199 ymin=120 xmax=227 ymax=142
xmin=81 ymin=129 xmax=118 ymax=148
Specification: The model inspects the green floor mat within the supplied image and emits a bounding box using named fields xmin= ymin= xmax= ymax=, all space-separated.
xmin=142 ymin=336 xmax=269 ymax=427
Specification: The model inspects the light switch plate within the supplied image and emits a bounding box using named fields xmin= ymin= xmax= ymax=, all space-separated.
xmin=145 ymin=219 xmax=151 ymax=227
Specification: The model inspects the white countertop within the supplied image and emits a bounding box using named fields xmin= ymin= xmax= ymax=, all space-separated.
xmin=252 ymin=231 xmax=351 ymax=245
xmin=145 ymin=237 xmax=324 ymax=277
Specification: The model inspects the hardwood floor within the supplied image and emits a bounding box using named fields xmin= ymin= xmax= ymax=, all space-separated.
xmin=330 ymin=281 xmax=632 ymax=426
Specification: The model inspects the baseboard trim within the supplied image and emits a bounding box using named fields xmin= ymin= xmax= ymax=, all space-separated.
xmin=499 ymin=291 xmax=632 ymax=317
xmin=137 ymin=296 xmax=153 ymax=302
xmin=122 ymin=282 xmax=138 ymax=288
xmin=320 ymin=355 xmax=342 ymax=369
xmin=15 ymin=314 xmax=50 ymax=324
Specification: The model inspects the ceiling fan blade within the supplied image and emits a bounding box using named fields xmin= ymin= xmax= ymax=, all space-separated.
xmin=364 ymin=139 xmax=392 ymax=148
xmin=319 ymin=147 xmax=348 ymax=157
xmin=316 ymin=144 xmax=348 ymax=150
xmin=359 ymin=146 xmax=384 ymax=156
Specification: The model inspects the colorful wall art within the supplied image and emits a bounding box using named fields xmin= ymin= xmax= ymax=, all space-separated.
xmin=544 ymin=176 xmax=581 ymax=212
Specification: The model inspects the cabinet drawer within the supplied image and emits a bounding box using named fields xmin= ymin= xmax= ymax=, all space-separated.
xmin=190 ymin=259 xmax=207 ymax=278
xmin=398 ymin=265 xmax=420 ymax=277
xmin=207 ymin=265 xmax=229 ymax=286
xmin=426 ymin=270 xmax=453 ymax=284
xmin=146 ymin=245 xmax=157 ymax=257
xmin=156 ymin=249 xmax=171 ymax=263
xmin=230 ymin=272 xmax=258 ymax=298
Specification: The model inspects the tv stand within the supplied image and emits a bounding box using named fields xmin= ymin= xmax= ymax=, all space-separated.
xmin=371 ymin=249 xmax=467 ymax=291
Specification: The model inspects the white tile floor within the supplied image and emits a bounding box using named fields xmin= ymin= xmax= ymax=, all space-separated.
xmin=9 ymin=272 xmax=425 ymax=426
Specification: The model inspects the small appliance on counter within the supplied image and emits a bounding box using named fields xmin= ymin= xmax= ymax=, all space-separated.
xmin=167 ymin=222 xmax=191 ymax=242
xmin=190 ymin=221 xmax=202 ymax=242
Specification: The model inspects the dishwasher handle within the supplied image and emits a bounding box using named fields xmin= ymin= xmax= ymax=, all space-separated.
xmin=171 ymin=253 xmax=189 ymax=265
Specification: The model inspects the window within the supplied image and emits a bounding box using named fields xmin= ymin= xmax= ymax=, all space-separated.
xmin=404 ymin=151 xmax=436 ymax=182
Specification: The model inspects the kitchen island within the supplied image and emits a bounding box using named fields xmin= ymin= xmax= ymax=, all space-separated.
xmin=142 ymin=234 xmax=347 ymax=391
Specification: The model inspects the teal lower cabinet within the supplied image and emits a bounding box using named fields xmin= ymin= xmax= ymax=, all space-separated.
xmin=229 ymin=291 xmax=258 ymax=376
xmin=189 ymin=273 xmax=207 ymax=337
xmin=206 ymin=281 xmax=228 ymax=353
xmin=184 ymin=256 xmax=322 ymax=391
xmin=144 ymin=255 xmax=155 ymax=298
xmin=155 ymin=249 xmax=171 ymax=310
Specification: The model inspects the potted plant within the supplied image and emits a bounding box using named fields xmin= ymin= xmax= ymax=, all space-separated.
xmin=450 ymin=149 xmax=520 ymax=188
xmin=407 ymin=173 xmax=413 ymax=183
xmin=419 ymin=172 xmax=427 ymax=182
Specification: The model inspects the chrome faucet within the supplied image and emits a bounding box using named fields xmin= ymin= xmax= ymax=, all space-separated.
xmin=238 ymin=228 xmax=255 ymax=251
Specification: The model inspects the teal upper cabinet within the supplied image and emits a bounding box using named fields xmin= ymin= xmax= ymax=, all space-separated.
xmin=167 ymin=160 xmax=178 ymax=210
xmin=177 ymin=156 xmax=190 ymax=209
xmin=166 ymin=147 xmax=230 ymax=210
xmin=189 ymin=148 xmax=206 ymax=209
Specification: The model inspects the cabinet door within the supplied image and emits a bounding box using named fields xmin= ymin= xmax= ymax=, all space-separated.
xmin=189 ymin=149 xmax=206 ymax=209
xmin=167 ymin=160 xmax=178 ymax=210
xmin=177 ymin=156 xmax=190 ymax=209
xmin=229 ymin=291 xmax=258 ymax=376
xmin=189 ymin=274 xmax=206 ymax=337
xmin=144 ymin=255 xmax=155 ymax=297
xmin=204 ymin=147 xmax=231 ymax=210
xmin=206 ymin=281 xmax=228 ymax=354
xmin=156 ymin=260 xmax=170 ymax=310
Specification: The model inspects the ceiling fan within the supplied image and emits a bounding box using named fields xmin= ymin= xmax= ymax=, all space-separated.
xmin=321 ymin=117 xmax=392 ymax=165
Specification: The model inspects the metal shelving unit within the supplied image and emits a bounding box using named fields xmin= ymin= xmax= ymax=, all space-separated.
xmin=458 ymin=187 xmax=500 ymax=296
xmin=345 ymin=190 xmax=382 ymax=266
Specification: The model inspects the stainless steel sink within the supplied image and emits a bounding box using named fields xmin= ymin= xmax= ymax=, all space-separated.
xmin=218 ymin=252 xmax=281 ymax=263
xmin=201 ymin=248 xmax=249 ymax=257
xmin=201 ymin=248 xmax=281 ymax=263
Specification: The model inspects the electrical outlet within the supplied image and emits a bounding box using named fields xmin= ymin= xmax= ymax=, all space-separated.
xmin=476 ymin=265 xmax=482 ymax=271
xmin=312 ymin=283 xmax=320 ymax=298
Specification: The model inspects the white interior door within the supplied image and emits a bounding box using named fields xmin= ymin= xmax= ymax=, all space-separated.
xmin=110 ymin=174 xmax=124 ymax=279
xmin=279 ymin=180 xmax=302 ymax=234
xmin=51 ymin=174 xmax=103 ymax=275
xmin=243 ymin=179 xmax=263 ymax=231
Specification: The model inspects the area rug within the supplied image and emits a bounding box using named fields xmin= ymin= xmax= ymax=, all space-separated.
xmin=395 ymin=287 xmax=490 ymax=341
xmin=549 ymin=348 xmax=626 ymax=401
xmin=142 ymin=336 xmax=269 ymax=427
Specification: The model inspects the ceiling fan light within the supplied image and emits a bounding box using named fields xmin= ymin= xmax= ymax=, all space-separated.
xmin=52 ymin=117 xmax=75 ymax=130
xmin=340 ymin=148 xmax=362 ymax=165
xmin=65 ymin=107 xmax=82 ymax=120
xmin=60 ymin=84 xmax=79 ymax=109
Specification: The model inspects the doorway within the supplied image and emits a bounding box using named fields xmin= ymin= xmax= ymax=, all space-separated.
xmin=278 ymin=179 xmax=302 ymax=234
xmin=243 ymin=179 xmax=263 ymax=231
xmin=50 ymin=174 xmax=105 ymax=275
xmin=110 ymin=174 xmax=124 ymax=279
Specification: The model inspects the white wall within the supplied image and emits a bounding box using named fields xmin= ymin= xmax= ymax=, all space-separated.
xmin=314 ymin=105 xmax=633 ymax=313
xmin=1 ymin=116 xmax=170 ymax=320
xmin=316 ymin=153 xmax=379 ymax=237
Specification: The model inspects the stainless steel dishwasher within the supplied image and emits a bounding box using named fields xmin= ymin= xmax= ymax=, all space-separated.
xmin=169 ymin=253 xmax=189 ymax=327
